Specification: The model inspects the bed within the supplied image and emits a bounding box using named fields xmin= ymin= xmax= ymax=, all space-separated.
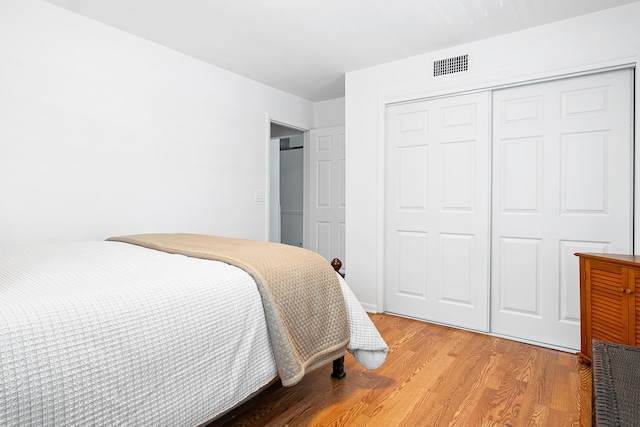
xmin=0 ymin=233 xmax=388 ymax=426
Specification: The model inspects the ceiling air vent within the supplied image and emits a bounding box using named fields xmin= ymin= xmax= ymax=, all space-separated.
xmin=433 ymin=54 xmax=468 ymax=76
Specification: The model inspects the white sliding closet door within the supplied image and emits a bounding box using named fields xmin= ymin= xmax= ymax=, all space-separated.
xmin=385 ymin=92 xmax=491 ymax=332
xmin=491 ymin=69 xmax=633 ymax=350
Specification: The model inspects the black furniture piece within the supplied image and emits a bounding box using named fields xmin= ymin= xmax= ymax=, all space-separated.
xmin=591 ymin=339 xmax=640 ymax=426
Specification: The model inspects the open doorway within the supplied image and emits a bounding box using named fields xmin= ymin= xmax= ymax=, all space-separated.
xmin=270 ymin=123 xmax=305 ymax=247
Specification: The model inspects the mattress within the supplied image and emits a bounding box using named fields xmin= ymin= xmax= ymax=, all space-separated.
xmin=0 ymin=240 xmax=388 ymax=426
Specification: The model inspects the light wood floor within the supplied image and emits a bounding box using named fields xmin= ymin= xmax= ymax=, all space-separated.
xmin=216 ymin=313 xmax=591 ymax=426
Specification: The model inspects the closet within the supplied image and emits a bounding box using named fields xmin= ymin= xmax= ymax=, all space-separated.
xmin=385 ymin=69 xmax=633 ymax=350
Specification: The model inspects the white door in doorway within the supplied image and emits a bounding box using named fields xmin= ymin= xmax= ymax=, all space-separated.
xmin=491 ymin=69 xmax=633 ymax=350
xmin=307 ymin=126 xmax=346 ymax=271
xmin=385 ymin=92 xmax=491 ymax=332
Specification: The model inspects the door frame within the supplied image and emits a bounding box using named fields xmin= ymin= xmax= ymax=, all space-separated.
xmin=377 ymin=64 xmax=636 ymax=350
xmin=266 ymin=115 xmax=310 ymax=245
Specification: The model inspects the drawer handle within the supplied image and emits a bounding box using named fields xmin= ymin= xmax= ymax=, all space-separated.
xmin=625 ymin=288 xmax=634 ymax=294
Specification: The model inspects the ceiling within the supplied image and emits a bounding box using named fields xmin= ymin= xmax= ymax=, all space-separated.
xmin=44 ymin=0 xmax=639 ymax=102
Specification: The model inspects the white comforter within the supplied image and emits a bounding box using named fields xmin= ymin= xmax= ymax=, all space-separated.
xmin=0 ymin=241 xmax=387 ymax=426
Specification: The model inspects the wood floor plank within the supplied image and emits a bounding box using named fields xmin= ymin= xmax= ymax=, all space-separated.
xmin=215 ymin=314 xmax=591 ymax=426
xmin=420 ymin=336 xmax=498 ymax=425
xmin=447 ymin=342 xmax=501 ymax=425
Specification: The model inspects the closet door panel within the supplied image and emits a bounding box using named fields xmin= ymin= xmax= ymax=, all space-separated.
xmin=385 ymin=92 xmax=491 ymax=332
xmin=491 ymin=69 xmax=633 ymax=350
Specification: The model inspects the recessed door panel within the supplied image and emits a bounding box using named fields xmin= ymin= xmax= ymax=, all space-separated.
xmin=561 ymin=86 xmax=609 ymax=117
xmin=339 ymin=222 xmax=346 ymax=265
xmin=316 ymin=160 xmax=332 ymax=208
xmin=397 ymin=231 xmax=428 ymax=298
xmin=399 ymin=109 xmax=428 ymax=133
xmin=440 ymin=233 xmax=474 ymax=306
xmin=339 ymin=159 xmax=346 ymax=208
xmin=398 ymin=146 xmax=428 ymax=210
xmin=500 ymin=137 xmax=541 ymax=213
xmin=501 ymin=96 xmax=543 ymax=123
xmin=498 ymin=237 xmax=541 ymax=316
xmin=317 ymin=135 xmax=332 ymax=151
xmin=441 ymin=103 xmax=475 ymax=128
xmin=316 ymin=221 xmax=331 ymax=261
xmin=559 ymin=240 xmax=611 ymax=323
xmin=561 ymin=131 xmax=607 ymax=213
xmin=442 ymin=141 xmax=474 ymax=212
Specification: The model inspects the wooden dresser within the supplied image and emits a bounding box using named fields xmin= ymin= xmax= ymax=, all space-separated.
xmin=576 ymin=253 xmax=640 ymax=364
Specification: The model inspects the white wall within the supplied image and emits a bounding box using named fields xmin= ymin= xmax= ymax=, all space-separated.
xmin=314 ymin=98 xmax=345 ymax=128
xmin=345 ymin=3 xmax=640 ymax=311
xmin=0 ymin=0 xmax=314 ymax=246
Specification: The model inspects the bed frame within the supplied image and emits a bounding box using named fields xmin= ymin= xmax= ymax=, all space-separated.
xmin=330 ymin=257 xmax=346 ymax=380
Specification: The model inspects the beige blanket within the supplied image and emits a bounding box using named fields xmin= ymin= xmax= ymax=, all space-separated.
xmin=107 ymin=233 xmax=350 ymax=386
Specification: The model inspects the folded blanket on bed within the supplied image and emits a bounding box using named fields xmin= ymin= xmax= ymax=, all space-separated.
xmin=107 ymin=233 xmax=350 ymax=386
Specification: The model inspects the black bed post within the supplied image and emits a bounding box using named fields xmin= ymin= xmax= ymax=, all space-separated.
xmin=330 ymin=258 xmax=346 ymax=379
xmin=331 ymin=356 xmax=346 ymax=379
xmin=330 ymin=258 xmax=345 ymax=278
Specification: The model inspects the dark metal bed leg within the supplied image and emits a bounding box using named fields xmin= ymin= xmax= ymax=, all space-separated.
xmin=330 ymin=259 xmax=346 ymax=380
xmin=331 ymin=356 xmax=346 ymax=379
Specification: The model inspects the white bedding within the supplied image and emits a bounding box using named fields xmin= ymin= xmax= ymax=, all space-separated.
xmin=0 ymin=241 xmax=387 ymax=426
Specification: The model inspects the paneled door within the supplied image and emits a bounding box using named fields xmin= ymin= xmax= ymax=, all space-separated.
xmin=307 ymin=126 xmax=346 ymax=272
xmin=491 ymin=69 xmax=633 ymax=350
xmin=385 ymin=92 xmax=491 ymax=332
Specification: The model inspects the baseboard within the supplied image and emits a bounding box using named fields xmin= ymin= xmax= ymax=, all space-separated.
xmin=360 ymin=302 xmax=379 ymax=313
